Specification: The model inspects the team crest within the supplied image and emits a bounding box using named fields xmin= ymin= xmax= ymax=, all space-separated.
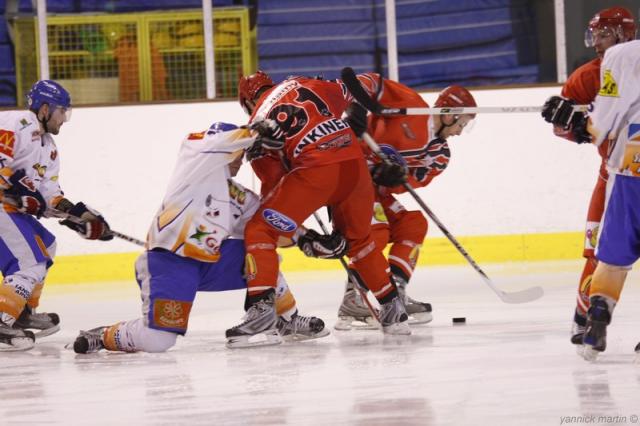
xmin=32 ymin=163 xmax=47 ymax=177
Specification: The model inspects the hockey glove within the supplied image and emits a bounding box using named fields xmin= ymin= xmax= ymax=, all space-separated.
xmin=297 ymin=229 xmax=349 ymax=259
xmin=60 ymin=202 xmax=113 ymax=241
xmin=250 ymin=119 xmax=286 ymax=151
xmin=541 ymin=96 xmax=577 ymax=129
xmin=345 ymin=102 xmax=368 ymax=137
xmin=542 ymin=96 xmax=591 ymax=144
xmin=4 ymin=169 xmax=46 ymax=217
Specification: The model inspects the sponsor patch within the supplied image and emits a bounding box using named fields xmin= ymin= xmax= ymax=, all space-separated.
xmin=262 ymin=208 xmax=297 ymax=232
xmin=187 ymin=131 xmax=205 ymax=140
xmin=152 ymin=299 xmax=192 ymax=331
xmin=598 ymin=69 xmax=619 ymax=97
xmin=245 ymin=253 xmax=257 ymax=281
xmin=0 ymin=129 xmax=16 ymax=158
xmin=33 ymin=163 xmax=47 ymax=177
xmin=585 ymin=222 xmax=599 ymax=250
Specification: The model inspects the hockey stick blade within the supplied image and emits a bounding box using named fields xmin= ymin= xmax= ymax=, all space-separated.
xmin=496 ymin=285 xmax=544 ymax=304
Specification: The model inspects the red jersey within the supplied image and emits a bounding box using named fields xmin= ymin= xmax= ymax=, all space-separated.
xmin=250 ymin=77 xmax=363 ymax=170
xmin=354 ymin=73 xmax=447 ymax=194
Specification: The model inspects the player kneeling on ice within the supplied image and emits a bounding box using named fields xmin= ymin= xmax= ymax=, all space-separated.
xmin=73 ymin=122 xmax=337 ymax=353
xmin=0 ymin=80 xmax=112 ymax=352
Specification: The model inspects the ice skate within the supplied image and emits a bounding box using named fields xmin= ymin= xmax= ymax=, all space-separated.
xmin=73 ymin=327 xmax=106 ymax=354
xmin=570 ymin=310 xmax=586 ymax=346
xmin=226 ymin=293 xmax=282 ymax=349
xmin=581 ymin=296 xmax=611 ymax=361
xmin=0 ymin=318 xmax=35 ymax=352
xmin=277 ymin=311 xmax=330 ymax=342
xmin=395 ymin=275 xmax=432 ymax=325
xmin=379 ymin=295 xmax=410 ymax=335
xmin=14 ymin=306 xmax=60 ymax=338
xmin=334 ymin=280 xmax=379 ymax=331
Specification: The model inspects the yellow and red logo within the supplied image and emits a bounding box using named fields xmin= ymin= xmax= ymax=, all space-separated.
xmin=0 ymin=130 xmax=16 ymax=158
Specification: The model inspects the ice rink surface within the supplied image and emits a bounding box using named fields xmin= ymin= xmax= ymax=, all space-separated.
xmin=2 ymin=260 xmax=639 ymax=426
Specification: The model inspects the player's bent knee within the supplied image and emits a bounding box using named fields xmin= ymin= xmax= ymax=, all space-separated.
xmin=138 ymin=327 xmax=178 ymax=353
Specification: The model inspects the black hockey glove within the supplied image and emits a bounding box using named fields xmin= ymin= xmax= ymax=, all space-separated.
xmin=371 ymin=161 xmax=408 ymax=187
xmin=250 ymin=119 xmax=286 ymax=151
xmin=542 ymin=96 xmax=591 ymax=144
xmin=345 ymin=102 xmax=368 ymax=137
xmin=4 ymin=169 xmax=46 ymax=217
xmin=541 ymin=96 xmax=577 ymax=129
xmin=297 ymin=229 xmax=349 ymax=259
xmin=60 ymin=202 xmax=113 ymax=241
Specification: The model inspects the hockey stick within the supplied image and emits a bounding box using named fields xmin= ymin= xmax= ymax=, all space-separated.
xmin=339 ymin=67 xmax=587 ymax=116
xmin=311 ymin=211 xmax=381 ymax=323
xmin=341 ymin=69 xmax=543 ymax=304
xmin=271 ymin=150 xmax=381 ymax=322
xmin=45 ymin=208 xmax=146 ymax=247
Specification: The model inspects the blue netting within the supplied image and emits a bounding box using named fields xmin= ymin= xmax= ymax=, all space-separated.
xmin=257 ymin=0 xmax=541 ymax=88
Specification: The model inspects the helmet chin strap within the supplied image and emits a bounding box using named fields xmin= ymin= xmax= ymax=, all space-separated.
xmin=436 ymin=115 xmax=459 ymax=139
xmin=37 ymin=106 xmax=53 ymax=134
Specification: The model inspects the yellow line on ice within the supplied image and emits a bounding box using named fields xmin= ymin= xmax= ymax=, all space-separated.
xmin=42 ymin=231 xmax=584 ymax=285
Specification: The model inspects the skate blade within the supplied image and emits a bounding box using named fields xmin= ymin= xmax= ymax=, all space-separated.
xmin=334 ymin=316 xmax=379 ymax=331
xmin=33 ymin=325 xmax=61 ymax=339
xmin=408 ymin=312 xmax=433 ymax=325
xmin=382 ymin=322 xmax=411 ymax=336
xmin=282 ymin=328 xmax=330 ymax=342
xmin=0 ymin=337 xmax=36 ymax=352
xmin=581 ymin=345 xmax=601 ymax=361
xmin=226 ymin=330 xmax=282 ymax=349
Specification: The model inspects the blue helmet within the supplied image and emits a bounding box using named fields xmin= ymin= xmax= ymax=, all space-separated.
xmin=27 ymin=80 xmax=72 ymax=111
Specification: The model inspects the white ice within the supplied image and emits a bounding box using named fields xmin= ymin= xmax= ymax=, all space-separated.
xmin=2 ymin=261 xmax=639 ymax=425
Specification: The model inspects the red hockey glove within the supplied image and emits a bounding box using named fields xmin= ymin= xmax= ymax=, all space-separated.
xmin=60 ymin=202 xmax=113 ymax=241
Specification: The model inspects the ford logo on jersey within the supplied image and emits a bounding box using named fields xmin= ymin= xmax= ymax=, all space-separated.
xmin=262 ymin=209 xmax=297 ymax=232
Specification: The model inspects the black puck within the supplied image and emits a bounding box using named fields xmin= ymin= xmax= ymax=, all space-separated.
xmin=452 ymin=317 xmax=466 ymax=324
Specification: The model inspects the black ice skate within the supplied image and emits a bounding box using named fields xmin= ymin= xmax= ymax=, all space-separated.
xmin=73 ymin=327 xmax=106 ymax=354
xmin=277 ymin=311 xmax=330 ymax=342
xmin=334 ymin=280 xmax=379 ymax=331
xmin=14 ymin=306 xmax=60 ymax=338
xmin=379 ymin=295 xmax=410 ymax=335
xmin=395 ymin=275 xmax=433 ymax=325
xmin=225 ymin=293 xmax=282 ymax=349
xmin=0 ymin=318 xmax=35 ymax=352
xmin=581 ymin=296 xmax=612 ymax=361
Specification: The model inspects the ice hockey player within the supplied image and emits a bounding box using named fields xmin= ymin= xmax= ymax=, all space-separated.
xmin=541 ymin=6 xmax=637 ymax=346
xmin=0 ymin=80 xmax=112 ymax=351
xmin=230 ymin=71 xmax=411 ymax=342
xmin=552 ymin=39 xmax=640 ymax=360
xmin=334 ymin=75 xmax=477 ymax=330
xmin=73 ymin=122 xmax=332 ymax=353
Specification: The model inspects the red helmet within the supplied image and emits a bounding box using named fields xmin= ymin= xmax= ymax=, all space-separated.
xmin=435 ymin=85 xmax=477 ymax=118
xmin=238 ymin=70 xmax=274 ymax=115
xmin=585 ymin=7 xmax=637 ymax=47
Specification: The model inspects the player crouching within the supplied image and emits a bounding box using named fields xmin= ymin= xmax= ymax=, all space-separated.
xmin=72 ymin=122 xmax=332 ymax=354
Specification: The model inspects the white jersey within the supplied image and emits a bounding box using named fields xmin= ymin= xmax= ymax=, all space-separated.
xmin=146 ymin=126 xmax=258 ymax=262
xmin=0 ymin=110 xmax=64 ymax=212
xmin=589 ymin=40 xmax=640 ymax=177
